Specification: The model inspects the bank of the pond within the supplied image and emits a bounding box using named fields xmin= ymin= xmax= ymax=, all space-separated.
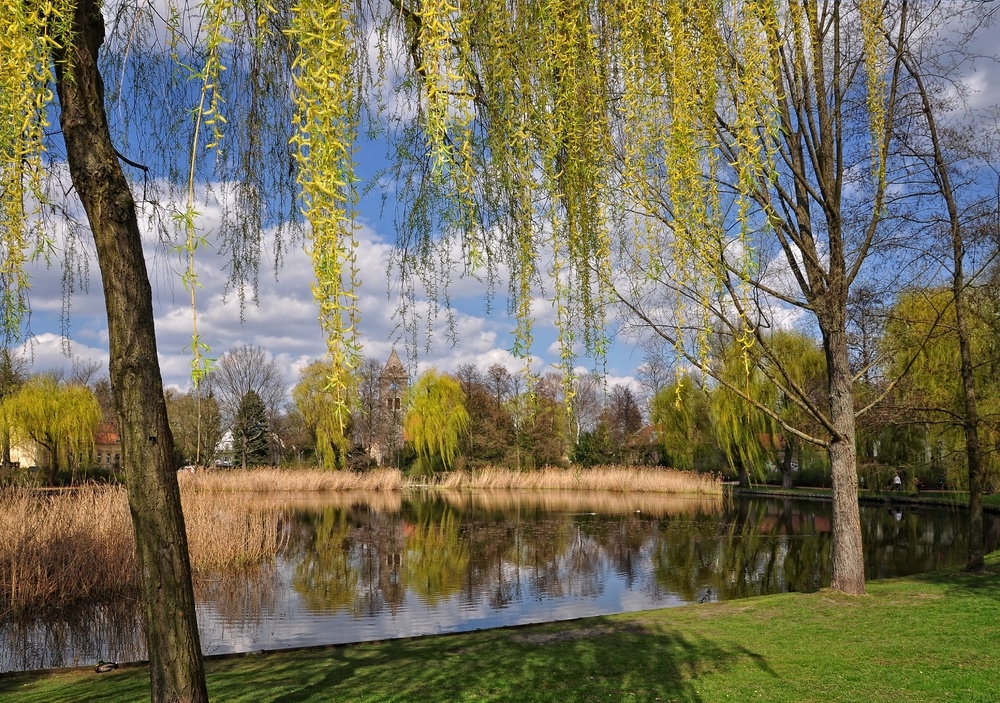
xmin=732 ymin=484 xmax=1000 ymax=513
xmin=4 ymin=553 xmax=997 ymax=703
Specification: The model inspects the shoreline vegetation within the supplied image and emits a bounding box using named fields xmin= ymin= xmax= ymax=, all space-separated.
xmin=0 ymin=466 xmax=719 ymax=613
xmin=175 ymin=465 xmax=725 ymax=495
xmin=2 ymin=466 xmax=993 ymax=616
xmin=3 ymin=553 xmax=998 ymax=702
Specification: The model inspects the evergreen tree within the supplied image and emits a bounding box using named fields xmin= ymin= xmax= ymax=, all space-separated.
xmin=233 ymin=391 xmax=270 ymax=468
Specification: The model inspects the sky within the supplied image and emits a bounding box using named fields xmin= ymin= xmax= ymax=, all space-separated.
xmin=16 ymin=141 xmax=645 ymax=403
xmin=13 ymin=4 xmax=1000 ymax=408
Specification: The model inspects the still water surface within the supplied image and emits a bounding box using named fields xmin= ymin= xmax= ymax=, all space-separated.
xmin=2 ymin=490 xmax=995 ymax=672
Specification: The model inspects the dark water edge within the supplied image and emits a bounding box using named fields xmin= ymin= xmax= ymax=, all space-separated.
xmin=2 ymin=492 xmax=996 ymax=673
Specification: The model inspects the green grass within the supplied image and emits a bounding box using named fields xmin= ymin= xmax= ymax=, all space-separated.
xmin=3 ymin=554 xmax=998 ymax=702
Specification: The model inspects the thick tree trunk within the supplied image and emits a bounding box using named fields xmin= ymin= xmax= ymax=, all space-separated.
xmin=824 ymin=323 xmax=866 ymax=596
xmin=54 ymin=2 xmax=209 ymax=701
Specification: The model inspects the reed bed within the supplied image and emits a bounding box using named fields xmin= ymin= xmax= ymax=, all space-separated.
xmin=437 ymin=465 xmax=724 ymax=495
xmin=181 ymin=493 xmax=288 ymax=572
xmin=0 ymin=486 xmax=290 ymax=613
xmin=180 ymin=465 xmax=722 ymax=496
xmin=178 ymin=467 xmax=405 ymax=493
xmin=0 ymin=486 xmax=138 ymax=615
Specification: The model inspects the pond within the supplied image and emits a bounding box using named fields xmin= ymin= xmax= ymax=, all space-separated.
xmin=2 ymin=490 xmax=996 ymax=672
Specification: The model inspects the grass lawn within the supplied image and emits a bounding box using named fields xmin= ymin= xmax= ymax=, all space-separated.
xmin=2 ymin=554 xmax=997 ymax=702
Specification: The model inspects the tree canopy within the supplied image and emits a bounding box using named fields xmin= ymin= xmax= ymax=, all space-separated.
xmin=2 ymin=374 xmax=101 ymax=483
xmin=405 ymin=369 xmax=469 ymax=474
xmin=4 ymin=0 xmax=997 ymax=697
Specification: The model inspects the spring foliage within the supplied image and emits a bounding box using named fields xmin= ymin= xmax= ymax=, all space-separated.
xmin=404 ymin=370 xmax=469 ymax=472
xmin=1 ymin=0 xmax=897 ymax=390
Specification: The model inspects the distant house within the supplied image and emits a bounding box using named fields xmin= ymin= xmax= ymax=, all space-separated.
xmin=92 ymin=424 xmax=122 ymax=471
xmin=8 ymin=438 xmax=39 ymax=470
xmin=7 ymin=422 xmax=121 ymax=474
xmin=214 ymin=430 xmax=235 ymax=466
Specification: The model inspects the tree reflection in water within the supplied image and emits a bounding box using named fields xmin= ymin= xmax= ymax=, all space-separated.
xmin=3 ymin=492 xmax=995 ymax=672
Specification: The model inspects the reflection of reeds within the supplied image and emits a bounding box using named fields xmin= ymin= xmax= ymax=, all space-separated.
xmin=433 ymin=489 xmax=724 ymax=517
xmin=437 ymin=466 xmax=724 ymax=494
xmin=179 ymin=467 xmax=404 ymax=493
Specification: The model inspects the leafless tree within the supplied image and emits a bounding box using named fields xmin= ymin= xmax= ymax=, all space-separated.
xmin=207 ymin=344 xmax=287 ymax=427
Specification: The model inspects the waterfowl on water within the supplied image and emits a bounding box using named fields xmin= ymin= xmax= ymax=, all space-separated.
xmin=94 ymin=660 xmax=119 ymax=673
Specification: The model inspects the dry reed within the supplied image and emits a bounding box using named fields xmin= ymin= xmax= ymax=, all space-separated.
xmin=436 ymin=465 xmax=724 ymax=494
xmin=181 ymin=492 xmax=288 ymax=572
xmin=0 ymin=485 xmax=290 ymax=613
xmin=179 ymin=465 xmax=722 ymax=496
xmin=178 ymin=467 xmax=405 ymax=493
xmin=0 ymin=486 xmax=137 ymax=614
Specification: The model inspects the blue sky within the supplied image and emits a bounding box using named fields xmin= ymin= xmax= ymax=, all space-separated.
xmin=16 ymin=137 xmax=644 ymax=401
xmin=15 ymin=5 xmax=1000 ymax=407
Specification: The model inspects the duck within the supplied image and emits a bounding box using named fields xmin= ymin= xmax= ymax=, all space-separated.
xmin=94 ymin=660 xmax=119 ymax=673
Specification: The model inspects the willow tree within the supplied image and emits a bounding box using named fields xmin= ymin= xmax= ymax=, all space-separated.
xmin=2 ymin=374 xmax=101 ymax=483
xmin=404 ymin=369 xmax=470 ymax=474
xmin=884 ymin=288 xmax=1000 ymax=559
xmin=294 ymin=359 xmax=351 ymax=469
xmin=711 ymin=330 xmax=827 ymax=489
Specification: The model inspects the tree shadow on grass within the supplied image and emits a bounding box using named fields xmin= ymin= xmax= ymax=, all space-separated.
xmin=908 ymin=552 xmax=1000 ymax=599
xmin=0 ymin=618 xmax=776 ymax=702
xmin=207 ymin=618 xmax=775 ymax=703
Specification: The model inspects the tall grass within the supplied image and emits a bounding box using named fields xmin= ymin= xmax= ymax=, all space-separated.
xmin=181 ymin=493 xmax=288 ymax=572
xmin=0 ymin=486 xmax=288 ymax=614
xmin=180 ymin=465 xmax=723 ymax=495
xmin=437 ymin=465 xmax=724 ymax=494
xmin=178 ymin=467 xmax=404 ymax=493
xmin=0 ymin=486 xmax=137 ymax=614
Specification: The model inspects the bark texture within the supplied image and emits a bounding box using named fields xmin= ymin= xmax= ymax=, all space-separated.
xmin=54 ymin=1 xmax=209 ymax=700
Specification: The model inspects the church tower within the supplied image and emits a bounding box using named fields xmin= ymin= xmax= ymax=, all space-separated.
xmin=374 ymin=349 xmax=408 ymax=465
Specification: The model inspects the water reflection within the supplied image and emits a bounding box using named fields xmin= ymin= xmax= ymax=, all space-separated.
xmin=2 ymin=493 xmax=994 ymax=672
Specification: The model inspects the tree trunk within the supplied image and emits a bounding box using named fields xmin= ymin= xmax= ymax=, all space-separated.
xmin=780 ymin=439 xmax=795 ymax=490
xmin=54 ymin=2 xmax=209 ymax=701
xmin=823 ymin=323 xmax=866 ymax=596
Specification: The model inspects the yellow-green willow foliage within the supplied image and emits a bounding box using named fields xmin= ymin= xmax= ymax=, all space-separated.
xmin=293 ymin=359 xmax=353 ymax=469
xmin=387 ymin=0 xmax=893 ymax=371
xmin=650 ymin=374 xmax=715 ymax=472
xmin=885 ymin=289 xmax=1000 ymax=491
xmin=0 ymin=0 xmax=74 ymax=341
xmin=2 ymin=375 xmax=101 ymax=482
xmin=404 ymin=369 xmax=470 ymax=473
xmin=288 ymin=0 xmax=362 ymax=421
